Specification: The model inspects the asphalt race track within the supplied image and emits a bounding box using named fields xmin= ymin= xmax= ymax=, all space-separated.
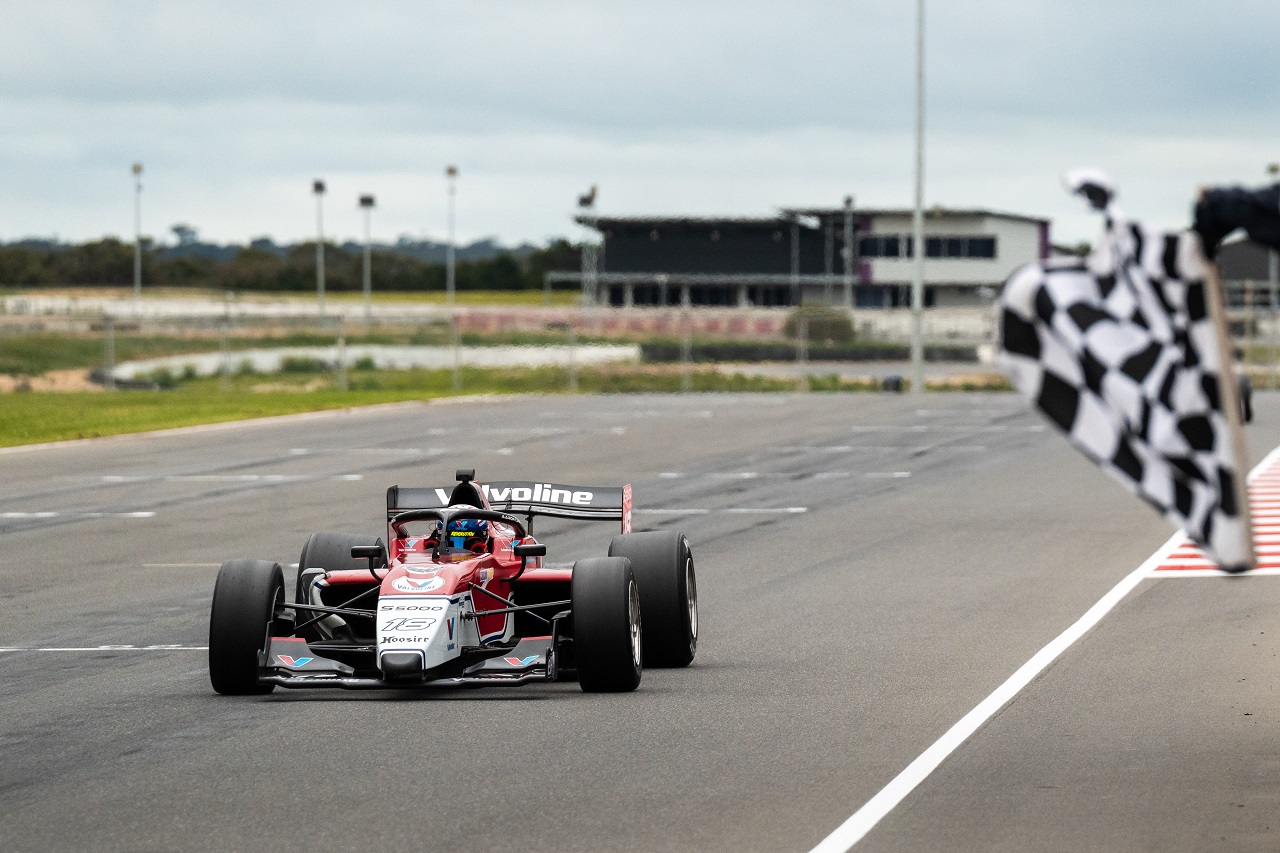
xmin=2 ymin=392 xmax=1278 ymax=852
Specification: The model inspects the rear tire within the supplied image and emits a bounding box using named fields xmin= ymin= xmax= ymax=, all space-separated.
xmin=609 ymin=530 xmax=697 ymax=667
xmin=572 ymin=557 xmax=642 ymax=693
xmin=209 ymin=559 xmax=284 ymax=695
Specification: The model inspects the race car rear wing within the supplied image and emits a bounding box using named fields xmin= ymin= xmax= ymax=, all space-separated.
xmin=387 ymin=480 xmax=632 ymax=533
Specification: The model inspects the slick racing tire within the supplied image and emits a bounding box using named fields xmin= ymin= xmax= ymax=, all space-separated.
xmin=571 ymin=557 xmax=642 ymax=693
xmin=609 ymin=530 xmax=697 ymax=667
xmin=294 ymin=531 xmax=383 ymax=605
xmin=209 ymin=559 xmax=285 ymax=695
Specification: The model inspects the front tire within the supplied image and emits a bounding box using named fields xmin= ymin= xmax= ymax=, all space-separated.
xmin=209 ymin=559 xmax=284 ymax=695
xmin=609 ymin=530 xmax=697 ymax=667
xmin=295 ymin=531 xmax=382 ymax=604
xmin=572 ymin=557 xmax=642 ymax=692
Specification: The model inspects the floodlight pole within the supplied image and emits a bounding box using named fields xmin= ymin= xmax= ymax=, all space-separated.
xmin=1269 ymin=162 xmax=1279 ymax=388
xmin=313 ymin=179 xmax=326 ymax=315
xmin=360 ymin=194 xmax=376 ymax=323
xmin=132 ymin=163 xmax=143 ymax=303
xmin=445 ymin=166 xmax=460 ymax=390
xmin=842 ymin=195 xmax=855 ymax=309
xmin=578 ymin=189 xmax=598 ymax=306
xmin=909 ymin=0 xmax=927 ymax=395
xmin=446 ymin=166 xmax=458 ymax=307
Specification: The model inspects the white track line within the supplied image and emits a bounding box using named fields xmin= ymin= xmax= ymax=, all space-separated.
xmin=101 ymin=474 xmax=364 ymax=483
xmin=142 ymin=563 xmax=221 ymax=568
xmin=807 ymin=532 xmax=1181 ymax=853
xmin=0 ymin=511 xmax=154 ymax=519
xmin=811 ymin=442 xmax=1280 ymax=852
xmin=635 ymin=507 xmax=808 ymax=515
xmin=0 ymin=645 xmax=207 ymax=652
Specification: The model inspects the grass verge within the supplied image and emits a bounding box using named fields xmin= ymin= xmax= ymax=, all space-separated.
xmin=0 ymin=366 xmax=799 ymax=448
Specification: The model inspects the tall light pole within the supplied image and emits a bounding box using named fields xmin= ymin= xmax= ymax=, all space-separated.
xmin=360 ymin=194 xmax=376 ymax=322
xmin=132 ymin=162 xmax=143 ymax=302
xmin=909 ymin=0 xmax=927 ymax=395
xmin=578 ymin=184 xmax=598 ymax=306
xmin=445 ymin=166 xmax=458 ymax=306
xmin=842 ymin=194 xmax=855 ymax=309
xmin=313 ymin=179 xmax=327 ymax=314
xmin=1268 ymin=162 xmax=1279 ymax=387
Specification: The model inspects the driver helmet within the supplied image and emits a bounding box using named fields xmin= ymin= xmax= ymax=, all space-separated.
xmin=445 ymin=508 xmax=489 ymax=551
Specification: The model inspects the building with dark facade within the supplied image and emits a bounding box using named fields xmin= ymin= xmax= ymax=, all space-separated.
xmin=569 ymin=205 xmax=1050 ymax=308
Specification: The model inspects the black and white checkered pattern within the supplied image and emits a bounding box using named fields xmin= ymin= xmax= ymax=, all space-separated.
xmin=999 ymin=214 xmax=1249 ymax=572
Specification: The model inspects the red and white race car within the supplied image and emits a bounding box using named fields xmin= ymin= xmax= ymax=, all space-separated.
xmin=208 ymin=469 xmax=697 ymax=694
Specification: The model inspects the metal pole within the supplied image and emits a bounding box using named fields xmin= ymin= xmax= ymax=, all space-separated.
xmin=909 ymin=0 xmax=927 ymax=395
xmin=577 ymin=185 xmax=599 ymax=310
xmin=131 ymin=163 xmax=143 ymax=304
xmin=446 ymin=166 xmax=458 ymax=307
xmin=360 ymin=194 xmax=375 ymax=323
xmin=791 ymin=218 xmax=807 ymax=364
xmin=450 ymin=315 xmax=461 ymax=391
xmin=1269 ymin=163 xmax=1279 ymax=389
xmin=1270 ymin=249 xmax=1278 ymax=390
xmin=843 ymin=195 xmax=855 ymax=309
xmin=313 ymin=179 xmax=326 ymax=315
xmin=567 ymin=316 xmax=579 ymax=393
xmin=336 ymin=316 xmax=348 ymax=392
xmin=824 ymin=219 xmax=834 ymax=305
xmin=220 ymin=291 xmax=232 ymax=392
xmin=680 ymin=285 xmax=692 ymax=393
xmin=104 ymin=314 xmax=115 ymax=390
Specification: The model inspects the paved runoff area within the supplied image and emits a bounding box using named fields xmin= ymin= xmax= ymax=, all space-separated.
xmin=1 ymin=392 xmax=1277 ymax=852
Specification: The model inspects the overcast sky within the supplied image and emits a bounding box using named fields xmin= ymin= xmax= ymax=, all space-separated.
xmin=2 ymin=0 xmax=1278 ymax=248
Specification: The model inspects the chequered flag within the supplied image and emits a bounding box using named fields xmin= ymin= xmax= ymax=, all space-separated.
xmin=999 ymin=182 xmax=1251 ymax=572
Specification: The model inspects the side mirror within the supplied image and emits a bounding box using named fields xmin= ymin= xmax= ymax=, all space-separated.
xmin=351 ymin=544 xmax=387 ymax=568
xmin=513 ymin=543 xmax=546 ymax=558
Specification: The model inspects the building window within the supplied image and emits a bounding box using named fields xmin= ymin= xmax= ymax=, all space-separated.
xmin=967 ymin=237 xmax=996 ymax=258
xmin=863 ymin=234 xmax=997 ymax=259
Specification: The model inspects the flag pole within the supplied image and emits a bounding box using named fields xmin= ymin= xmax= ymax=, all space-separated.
xmin=1202 ymin=249 xmax=1257 ymax=571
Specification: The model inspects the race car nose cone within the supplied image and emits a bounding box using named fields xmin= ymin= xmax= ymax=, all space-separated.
xmin=380 ymin=651 xmax=425 ymax=678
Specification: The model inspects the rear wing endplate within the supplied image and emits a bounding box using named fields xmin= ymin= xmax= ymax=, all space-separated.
xmin=388 ymin=481 xmax=632 ymax=533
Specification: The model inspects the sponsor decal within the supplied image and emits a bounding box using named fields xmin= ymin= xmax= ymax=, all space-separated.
xmin=379 ymin=635 xmax=436 ymax=644
xmin=379 ymin=603 xmax=444 ymax=611
xmin=504 ymin=655 xmax=538 ymax=667
xmin=447 ymin=643 xmax=456 ymax=651
xmin=483 ymin=484 xmax=595 ymax=506
xmin=382 ymin=617 xmax=437 ymax=632
xmin=392 ymin=576 xmax=445 ymax=593
xmin=381 ymin=617 xmax=437 ymax=630
xmin=478 ymin=568 xmax=494 ymax=582
xmin=446 ymin=617 xmax=455 ymax=640
xmin=277 ymin=655 xmax=313 ymax=667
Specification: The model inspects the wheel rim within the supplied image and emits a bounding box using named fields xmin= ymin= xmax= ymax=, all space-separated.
xmin=627 ymin=578 xmax=642 ymax=668
xmin=685 ymin=557 xmax=698 ymax=644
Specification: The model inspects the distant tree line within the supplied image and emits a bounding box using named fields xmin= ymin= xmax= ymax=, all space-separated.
xmin=0 ymin=233 xmax=582 ymax=292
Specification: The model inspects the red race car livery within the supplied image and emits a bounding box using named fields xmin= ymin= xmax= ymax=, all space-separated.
xmin=208 ymin=469 xmax=696 ymax=695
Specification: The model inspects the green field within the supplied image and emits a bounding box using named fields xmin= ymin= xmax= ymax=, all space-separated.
xmin=0 ymin=366 xmax=804 ymax=447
